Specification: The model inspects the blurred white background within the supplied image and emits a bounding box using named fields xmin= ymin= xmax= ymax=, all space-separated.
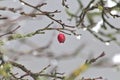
xmin=0 ymin=0 xmax=120 ymax=80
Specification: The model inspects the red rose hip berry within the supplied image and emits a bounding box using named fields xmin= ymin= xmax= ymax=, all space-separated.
xmin=57 ymin=33 xmax=65 ymax=43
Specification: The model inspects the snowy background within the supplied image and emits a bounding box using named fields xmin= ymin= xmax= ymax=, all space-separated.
xmin=0 ymin=0 xmax=120 ymax=80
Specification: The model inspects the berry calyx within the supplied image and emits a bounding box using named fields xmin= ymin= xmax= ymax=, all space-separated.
xmin=57 ymin=33 xmax=65 ymax=43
